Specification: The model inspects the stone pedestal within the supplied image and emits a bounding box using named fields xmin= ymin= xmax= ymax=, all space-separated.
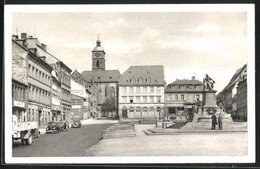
xmin=203 ymin=90 xmax=219 ymax=114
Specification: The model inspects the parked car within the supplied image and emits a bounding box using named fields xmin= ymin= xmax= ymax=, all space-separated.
xmin=58 ymin=121 xmax=69 ymax=131
xmin=46 ymin=122 xmax=62 ymax=134
xmin=71 ymin=120 xmax=81 ymax=128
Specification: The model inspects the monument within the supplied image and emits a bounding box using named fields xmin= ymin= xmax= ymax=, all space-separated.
xmin=202 ymin=74 xmax=219 ymax=114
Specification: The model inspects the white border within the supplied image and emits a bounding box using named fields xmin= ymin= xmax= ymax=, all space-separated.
xmin=4 ymin=4 xmax=255 ymax=164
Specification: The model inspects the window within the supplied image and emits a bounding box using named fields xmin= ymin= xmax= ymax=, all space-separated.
xmin=129 ymin=87 xmax=133 ymax=94
xmin=130 ymin=77 xmax=135 ymax=83
xmin=28 ymin=64 xmax=31 ymax=76
xmin=122 ymin=97 xmax=127 ymax=103
xmin=129 ymin=96 xmax=134 ymax=103
xmin=143 ymin=107 xmax=148 ymax=113
xmin=149 ymin=96 xmax=154 ymax=103
xmin=143 ymin=87 xmax=147 ymax=94
xmin=180 ymin=85 xmax=184 ymax=90
xmin=122 ymin=87 xmax=126 ymax=94
xmin=150 ymin=107 xmax=155 ymax=112
xmin=28 ymin=108 xmax=31 ymax=121
xmin=181 ymin=95 xmax=184 ymax=100
xmin=156 ymin=87 xmax=161 ymax=94
xmin=175 ymin=95 xmax=178 ymax=100
xmin=136 ymin=96 xmax=140 ymax=103
xmin=157 ymin=96 xmax=161 ymax=103
xmin=138 ymin=78 xmax=143 ymax=83
xmin=143 ymin=96 xmax=147 ymax=103
xmin=136 ymin=87 xmax=140 ymax=94
xmin=150 ymin=87 xmax=154 ymax=94
xmin=129 ymin=107 xmax=134 ymax=112
xmin=96 ymin=60 xmax=100 ymax=67
xmin=145 ymin=77 xmax=151 ymax=83
xmin=136 ymin=107 xmax=141 ymax=112
xmin=167 ymin=94 xmax=171 ymax=101
xmin=36 ymin=69 xmax=38 ymax=79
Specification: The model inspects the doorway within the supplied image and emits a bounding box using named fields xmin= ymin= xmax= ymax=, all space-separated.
xmin=122 ymin=108 xmax=127 ymax=118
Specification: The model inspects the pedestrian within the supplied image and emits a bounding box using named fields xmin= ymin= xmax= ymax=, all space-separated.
xmin=211 ymin=113 xmax=217 ymax=130
xmin=218 ymin=112 xmax=223 ymax=130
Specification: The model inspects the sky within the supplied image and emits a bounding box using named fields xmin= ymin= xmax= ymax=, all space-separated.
xmin=12 ymin=12 xmax=247 ymax=92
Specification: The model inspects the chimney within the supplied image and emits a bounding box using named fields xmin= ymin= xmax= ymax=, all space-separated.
xmin=29 ymin=48 xmax=37 ymax=54
xmin=192 ymin=76 xmax=195 ymax=80
xmin=21 ymin=33 xmax=27 ymax=39
xmin=12 ymin=35 xmax=18 ymax=40
xmin=41 ymin=43 xmax=47 ymax=51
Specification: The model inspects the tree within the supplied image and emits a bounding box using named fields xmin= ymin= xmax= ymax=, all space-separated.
xmin=101 ymin=97 xmax=116 ymax=114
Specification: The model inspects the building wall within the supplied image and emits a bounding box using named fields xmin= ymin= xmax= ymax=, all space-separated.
xmin=237 ymin=79 xmax=247 ymax=120
xmin=118 ymin=86 xmax=164 ymax=119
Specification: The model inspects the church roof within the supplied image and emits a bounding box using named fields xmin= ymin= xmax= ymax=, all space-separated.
xmin=119 ymin=65 xmax=165 ymax=86
xmin=169 ymin=79 xmax=203 ymax=85
xmin=81 ymin=70 xmax=121 ymax=83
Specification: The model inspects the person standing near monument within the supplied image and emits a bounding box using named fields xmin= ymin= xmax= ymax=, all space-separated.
xmin=218 ymin=112 xmax=223 ymax=130
xmin=211 ymin=113 xmax=217 ymax=130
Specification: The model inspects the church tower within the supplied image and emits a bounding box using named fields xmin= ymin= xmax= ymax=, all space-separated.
xmin=92 ymin=37 xmax=105 ymax=71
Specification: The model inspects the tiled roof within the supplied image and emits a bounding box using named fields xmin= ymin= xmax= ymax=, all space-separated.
xmin=81 ymin=70 xmax=121 ymax=83
xmin=226 ymin=64 xmax=247 ymax=88
xmin=169 ymin=79 xmax=203 ymax=85
xmin=118 ymin=65 xmax=165 ymax=86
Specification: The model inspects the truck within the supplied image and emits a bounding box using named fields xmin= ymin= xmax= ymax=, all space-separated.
xmin=12 ymin=115 xmax=40 ymax=145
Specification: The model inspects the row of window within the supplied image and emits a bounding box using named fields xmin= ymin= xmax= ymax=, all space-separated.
xmin=12 ymin=85 xmax=25 ymax=101
xmin=62 ymin=89 xmax=71 ymax=101
xmin=121 ymin=96 xmax=162 ymax=103
xmin=61 ymin=73 xmax=71 ymax=87
xmin=28 ymin=64 xmax=51 ymax=86
xmin=72 ymin=99 xmax=84 ymax=105
xmin=122 ymin=87 xmax=161 ymax=94
xmin=169 ymin=85 xmax=202 ymax=90
xmin=13 ymin=109 xmax=51 ymax=122
xmin=123 ymin=106 xmax=162 ymax=112
xmin=129 ymin=77 xmax=151 ymax=84
xmin=166 ymin=94 xmax=200 ymax=101
xmin=28 ymin=85 xmax=51 ymax=105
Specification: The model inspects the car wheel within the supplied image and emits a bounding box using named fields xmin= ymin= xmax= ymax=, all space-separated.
xmin=26 ymin=135 xmax=33 ymax=145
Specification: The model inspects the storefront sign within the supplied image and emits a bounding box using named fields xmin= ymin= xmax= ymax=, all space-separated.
xmin=13 ymin=100 xmax=25 ymax=108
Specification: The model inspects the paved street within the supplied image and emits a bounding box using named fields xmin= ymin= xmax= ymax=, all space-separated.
xmin=83 ymin=124 xmax=248 ymax=156
xmin=12 ymin=123 xmax=113 ymax=157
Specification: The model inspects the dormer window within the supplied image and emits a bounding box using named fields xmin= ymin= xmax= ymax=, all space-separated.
xmin=145 ymin=77 xmax=151 ymax=83
xmin=130 ymin=77 xmax=135 ymax=83
xmin=138 ymin=77 xmax=143 ymax=83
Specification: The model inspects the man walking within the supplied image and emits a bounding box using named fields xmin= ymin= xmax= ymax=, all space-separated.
xmin=211 ymin=113 xmax=217 ymax=130
xmin=218 ymin=112 xmax=223 ymax=130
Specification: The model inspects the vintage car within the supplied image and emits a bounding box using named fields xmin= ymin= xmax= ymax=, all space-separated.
xmin=71 ymin=120 xmax=81 ymax=128
xmin=46 ymin=122 xmax=62 ymax=133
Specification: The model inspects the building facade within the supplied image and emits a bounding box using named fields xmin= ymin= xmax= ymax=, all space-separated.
xmin=236 ymin=70 xmax=247 ymax=121
xmin=71 ymin=70 xmax=101 ymax=119
xmin=165 ymin=77 xmax=204 ymax=120
xmin=118 ymin=66 xmax=165 ymax=120
xmin=13 ymin=37 xmax=53 ymax=129
xmin=81 ymin=38 xmax=121 ymax=118
xmin=24 ymin=33 xmax=72 ymax=122
xmin=218 ymin=64 xmax=247 ymax=119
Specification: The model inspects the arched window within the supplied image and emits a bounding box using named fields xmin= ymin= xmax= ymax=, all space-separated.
xmin=130 ymin=77 xmax=135 ymax=83
xmin=138 ymin=77 xmax=143 ymax=83
xmin=150 ymin=107 xmax=155 ymax=112
xmin=156 ymin=107 xmax=161 ymax=112
xmin=136 ymin=106 xmax=141 ymax=112
xmin=143 ymin=107 xmax=148 ymax=112
xmin=110 ymin=87 xmax=115 ymax=98
xmin=96 ymin=60 xmax=100 ymax=67
xmin=129 ymin=107 xmax=134 ymax=112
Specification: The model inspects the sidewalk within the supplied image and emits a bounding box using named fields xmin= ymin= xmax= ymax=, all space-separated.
xmin=80 ymin=118 xmax=119 ymax=126
xmin=83 ymin=124 xmax=248 ymax=156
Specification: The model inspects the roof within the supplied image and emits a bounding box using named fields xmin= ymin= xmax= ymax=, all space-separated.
xmin=81 ymin=70 xmax=121 ymax=83
xmin=169 ymin=79 xmax=203 ymax=85
xmin=226 ymin=64 xmax=247 ymax=89
xmin=118 ymin=65 xmax=165 ymax=86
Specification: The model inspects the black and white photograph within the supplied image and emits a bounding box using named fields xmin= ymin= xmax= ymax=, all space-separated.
xmin=4 ymin=4 xmax=255 ymax=164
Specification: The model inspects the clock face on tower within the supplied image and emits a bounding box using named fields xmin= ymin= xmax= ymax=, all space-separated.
xmin=95 ymin=52 xmax=101 ymax=57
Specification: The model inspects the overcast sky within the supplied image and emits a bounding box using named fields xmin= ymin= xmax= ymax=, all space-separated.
xmin=12 ymin=12 xmax=247 ymax=92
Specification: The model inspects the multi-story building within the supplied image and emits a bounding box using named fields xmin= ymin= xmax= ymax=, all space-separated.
xmin=71 ymin=70 xmax=101 ymax=119
xmin=23 ymin=33 xmax=72 ymax=122
xmin=13 ymin=36 xmax=53 ymax=128
xmin=218 ymin=64 xmax=247 ymax=117
xmin=236 ymin=69 xmax=247 ymax=121
xmin=165 ymin=77 xmax=204 ymax=120
xmin=81 ymin=38 xmax=121 ymax=118
xmin=118 ymin=65 xmax=165 ymax=120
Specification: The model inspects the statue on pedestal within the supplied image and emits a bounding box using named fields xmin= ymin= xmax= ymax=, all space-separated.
xmin=204 ymin=74 xmax=215 ymax=90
